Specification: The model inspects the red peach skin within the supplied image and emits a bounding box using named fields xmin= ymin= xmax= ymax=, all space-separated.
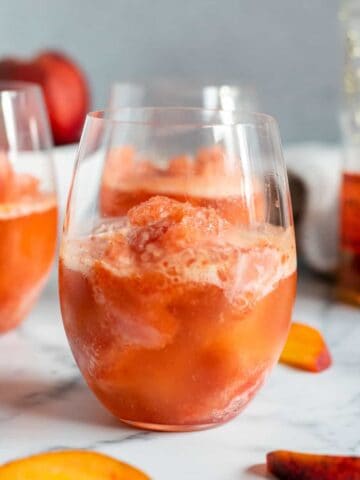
xmin=267 ymin=450 xmax=360 ymax=480
xmin=0 ymin=50 xmax=89 ymax=144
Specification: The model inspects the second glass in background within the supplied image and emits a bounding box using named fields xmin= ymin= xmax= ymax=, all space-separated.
xmin=109 ymin=80 xmax=259 ymax=112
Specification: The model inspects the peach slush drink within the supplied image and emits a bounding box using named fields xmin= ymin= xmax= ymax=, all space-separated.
xmin=100 ymin=146 xmax=265 ymax=223
xmin=60 ymin=146 xmax=296 ymax=430
xmin=0 ymin=154 xmax=57 ymax=333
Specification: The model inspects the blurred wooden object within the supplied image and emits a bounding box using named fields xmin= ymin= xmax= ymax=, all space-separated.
xmin=288 ymin=172 xmax=306 ymax=225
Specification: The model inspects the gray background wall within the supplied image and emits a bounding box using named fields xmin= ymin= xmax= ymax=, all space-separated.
xmin=0 ymin=0 xmax=341 ymax=144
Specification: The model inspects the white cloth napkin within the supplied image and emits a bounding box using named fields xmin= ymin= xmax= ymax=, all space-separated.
xmin=53 ymin=143 xmax=342 ymax=275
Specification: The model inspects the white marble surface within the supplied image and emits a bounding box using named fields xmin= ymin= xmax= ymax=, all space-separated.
xmin=0 ymin=270 xmax=359 ymax=479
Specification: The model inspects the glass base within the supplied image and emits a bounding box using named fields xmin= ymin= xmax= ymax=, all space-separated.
xmin=111 ymin=374 xmax=264 ymax=432
xmin=120 ymin=419 xmax=227 ymax=432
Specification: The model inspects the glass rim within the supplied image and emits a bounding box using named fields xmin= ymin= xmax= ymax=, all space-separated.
xmin=87 ymin=107 xmax=277 ymax=128
xmin=0 ymin=80 xmax=42 ymax=96
xmin=111 ymin=80 xmax=258 ymax=94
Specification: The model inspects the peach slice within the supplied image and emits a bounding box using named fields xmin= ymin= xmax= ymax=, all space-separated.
xmin=279 ymin=322 xmax=332 ymax=372
xmin=0 ymin=450 xmax=150 ymax=479
xmin=267 ymin=450 xmax=360 ymax=480
xmin=91 ymin=261 xmax=178 ymax=349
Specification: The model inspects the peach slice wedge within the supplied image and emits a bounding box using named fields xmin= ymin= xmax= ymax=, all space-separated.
xmin=279 ymin=322 xmax=332 ymax=372
xmin=0 ymin=450 xmax=150 ymax=479
xmin=267 ymin=450 xmax=360 ymax=480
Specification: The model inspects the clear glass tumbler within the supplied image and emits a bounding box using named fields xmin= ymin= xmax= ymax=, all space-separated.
xmin=0 ymin=82 xmax=57 ymax=333
xmin=59 ymin=108 xmax=296 ymax=431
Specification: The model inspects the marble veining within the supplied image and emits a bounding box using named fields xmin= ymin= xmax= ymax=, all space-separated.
xmin=0 ymin=269 xmax=359 ymax=479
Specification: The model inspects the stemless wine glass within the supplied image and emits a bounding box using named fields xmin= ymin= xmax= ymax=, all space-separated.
xmin=0 ymin=82 xmax=57 ymax=333
xmin=110 ymin=80 xmax=259 ymax=112
xmin=59 ymin=108 xmax=296 ymax=431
